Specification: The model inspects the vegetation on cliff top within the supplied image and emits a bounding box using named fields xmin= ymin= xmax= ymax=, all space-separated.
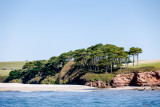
xmin=6 ymin=43 xmax=143 ymax=84
xmin=115 ymin=66 xmax=157 ymax=74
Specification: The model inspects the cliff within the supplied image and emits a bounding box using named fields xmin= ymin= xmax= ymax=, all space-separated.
xmin=6 ymin=60 xmax=160 ymax=88
xmin=112 ymin=70 xmax=160 ymax=87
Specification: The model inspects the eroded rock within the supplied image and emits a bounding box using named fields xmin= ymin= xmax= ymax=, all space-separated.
xmin=112 ymin=70 xmax=160 ymax=87
xmin=85 ymin=81 xmax=109 ymax=88
xmin=136 ymin=71 xmax=160 ymax=86
xmin=112 ymin=73 xmax=134 ymax=87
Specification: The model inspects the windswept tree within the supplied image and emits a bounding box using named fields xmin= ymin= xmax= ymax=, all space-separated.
xmin=58 ymin=53 xmax=69 ymax=67
xmin=129 ymin=47 xmax=143 ymax=68
xmin=124 ymin=51 xmax=129 ymax=68
xmin=73 ymin=48 xmax=86 ymax=68
xmin=135 ymin=48 xmax=142 ymax=68
xmin=129 ymin=47 xmax=137 ymax=68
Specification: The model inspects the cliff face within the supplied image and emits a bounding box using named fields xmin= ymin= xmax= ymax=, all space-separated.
xmin=136 ymin=71 xmax=160 ymax=86
xmin=57 ymin=61 xmax=86 ymax=84
xmin=58 ymin=61 xmax=75 ymax=84
xmin=112 ymin=70 xmax=160 ymax=87
xmin=112 ymin=73 xmax=134 ymax=87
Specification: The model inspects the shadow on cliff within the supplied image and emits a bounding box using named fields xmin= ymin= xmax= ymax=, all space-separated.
xmin=129 ymin=72 xmax=138 ymax=86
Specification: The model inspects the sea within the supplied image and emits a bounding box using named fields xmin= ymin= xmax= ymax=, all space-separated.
xmin=0 ymin=90 xmax=160 ymax=107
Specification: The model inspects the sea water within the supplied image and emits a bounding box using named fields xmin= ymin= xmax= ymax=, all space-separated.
xmin=0 ymin=90 xmax=160 ymax=107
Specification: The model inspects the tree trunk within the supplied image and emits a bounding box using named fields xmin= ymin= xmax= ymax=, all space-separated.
xmin=111 ymin=64 xmax=112 ymax=73
xmin=94 ymin=66 xmax=96 ymax=72
xmin=106 ymin=65 xmax=108 ymax=73
xmin=127 ymin=56 xmax=130 ymax=68
xmin=133 ymin=55 xmax=135 ymax=68
xmin=82 ymin=57 xmax=84 ymax=67
xmin=137 ymin=54 xmax=139 ymax=68
xmin=94 ymin=57 xmax=96 ymax=72
xmin=125 ymin=59 xmax=127 ymax=68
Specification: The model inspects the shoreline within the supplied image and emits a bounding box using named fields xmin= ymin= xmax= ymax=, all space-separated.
xmin=0 ymin=83 xmax=159 ymax=92
xmin=0 ymin=83 xmax=97 ymax=92
xmin=106 ymin=86 xmax=160 ymax=90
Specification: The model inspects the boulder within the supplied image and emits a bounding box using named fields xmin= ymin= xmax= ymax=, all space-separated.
xmin=85 ymin=81 xmax=109 ymax=88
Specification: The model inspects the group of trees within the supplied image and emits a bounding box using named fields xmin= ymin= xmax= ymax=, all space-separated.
xmin=8 ymin=61 xmax=47 ymax=82
xmin=129 ymin=47 xmax=142 ymax=68
xmin=8 ymin=43 xmax=142 ymax=82
xmin=72 ymin=44 xmax=142 ymax=73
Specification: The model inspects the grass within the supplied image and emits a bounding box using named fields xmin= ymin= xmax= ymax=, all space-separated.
xmin=0 ymin=70 xmax=11 ymax=76
xmin=81 ymin=72 xmax=115 ymax=83
xmin=0 ymin=61 xmax=27 ymax=70
xmin=0 ymin=61 xmax=27 ymax=82
xmin=138 ymin=63 xmax=160 ymax=68
xmin=128 ymin=60 xmax=160 ymax=68
xmin=115 ymin=66 xmax=156 ymax=74
xmin=0 ymin=76 xmax=8 ymax=82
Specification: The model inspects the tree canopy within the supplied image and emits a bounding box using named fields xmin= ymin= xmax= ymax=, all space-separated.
xmin=8 ymin=43 xmax=142 ymax=83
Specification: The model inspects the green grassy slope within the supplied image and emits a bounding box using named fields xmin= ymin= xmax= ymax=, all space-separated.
xmin=138 ymin=62 xmax=160 ymax=68
xmin=0 ymin=70 xmax=11 ymax=76
xmin=0 ymin=61 xmax=27 ymax=82
xmin=0 ymin=70 xmax=11 ymax=82
xmin=0 ymin=61 xmax=27 ymax=70
xmin=129 ymin=60 xmax=160 ymax=68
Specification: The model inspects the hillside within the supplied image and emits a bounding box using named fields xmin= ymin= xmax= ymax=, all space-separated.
xmin=58 ymin=60 xmax=75 ymax=84
xmin=0 ymin=70 xmax=11 ymax=76
xmin=0 ymin=60 xmax=160 ymax=88
xmin=0 ymin=59 xmax=160 ymax=83
xmin=0 ymin=61 xmax=27 ymax=70
xmin=1 ymin=44 xmax=160 ymax=87
xmin=0 ymin=61 xmax=27 ymax=82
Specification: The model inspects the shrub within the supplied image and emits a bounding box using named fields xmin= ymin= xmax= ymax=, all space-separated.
xmin=80 ymin=72 xmax=115 ymax=83
xmin=8 ymin=70 xmax=21 ymax=80
xmin=115 ymin=66 xmax=156 ymax=74
xmin=10 ymin=79 xmax=22 ymax=83
xmin=41 ymin=76 xmax=58 ymax=84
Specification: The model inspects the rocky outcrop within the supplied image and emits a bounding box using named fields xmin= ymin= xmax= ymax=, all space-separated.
xmin=136 ymin=71 xmax=160 ymax=86
xmin=112 ymin=70 xmax=160 ymax=87
xmin=85 ymin=81 xmax=110 ymax=88
xmin=112 ymin=73 xmax=134 ymax=87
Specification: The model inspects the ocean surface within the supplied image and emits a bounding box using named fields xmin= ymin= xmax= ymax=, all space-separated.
xmin=0 ymin=90 xmax=160 ymax=107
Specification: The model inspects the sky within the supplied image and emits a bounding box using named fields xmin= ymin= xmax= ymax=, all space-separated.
xmin=0 ymin=0 xmax=160 ymax=61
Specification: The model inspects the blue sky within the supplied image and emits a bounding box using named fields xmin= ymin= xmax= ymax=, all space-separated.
xmin=0 ymin=0 xmax=160 ymax=61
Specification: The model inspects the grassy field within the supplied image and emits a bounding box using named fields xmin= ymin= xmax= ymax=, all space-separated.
xmin=0 ymin=70 xmax=11 ymax=76
xmin=0 ymin=61 xmax=27 ymax=70
xmin=138 ymin=62 xmax=160 ymax=68
xmin=128 ymin=60 xmax=160 ymax=68
xmin=0 ymin=61 xmax=27 ymax=82
xmin=0 ymin=70 xmax=11 ymax=82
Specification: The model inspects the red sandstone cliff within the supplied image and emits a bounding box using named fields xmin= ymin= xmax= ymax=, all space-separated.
xmin=136 ymin=71 xmax=160 ymax=86
xmin=111 ymin=73 xmax=134 ymax=87
xmin=112 ymin=70 xmax=160 ymax=87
